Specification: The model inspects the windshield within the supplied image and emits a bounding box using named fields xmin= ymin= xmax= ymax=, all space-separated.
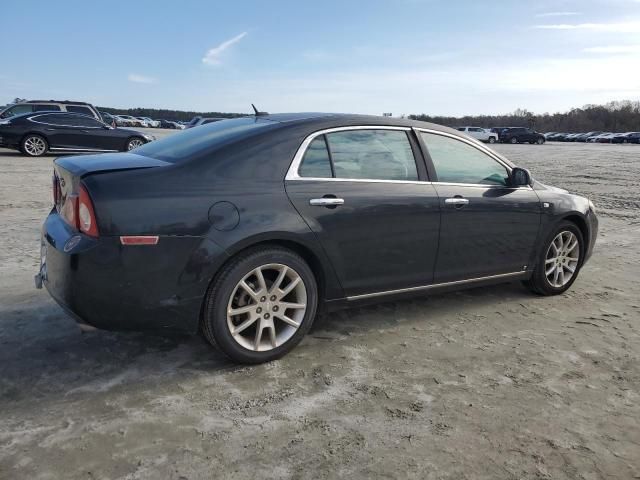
xmin=133 ymin=116 xmax=275 ymax=163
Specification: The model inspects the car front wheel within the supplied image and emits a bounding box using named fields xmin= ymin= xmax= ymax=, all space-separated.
xmin=202 ymin=246 xmax=318 ymax=363
xmin=488 ymin=137 xmax=496 ymax=144
xmin=524 ymin=221 xmax=584 ymax=295
xmin=537 ymin=138 xmax=545 ymax=145
xmin=21 ymin=134 xmax=49 ymax=157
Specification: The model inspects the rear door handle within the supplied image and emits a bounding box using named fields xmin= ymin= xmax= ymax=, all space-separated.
xmin=309 ymin=198 xmax=345 ymax=207
xmin=445 ymin=197 xmax=469 ymax=206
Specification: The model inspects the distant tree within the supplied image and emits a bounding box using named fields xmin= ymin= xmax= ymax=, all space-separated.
xmin=409 ymin=100 xmax=640 ymax=133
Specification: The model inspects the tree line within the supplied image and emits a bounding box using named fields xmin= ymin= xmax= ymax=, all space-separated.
xmin=97 ymin=107 xmax=244 ymax=122
xmin=409 ymin=100 xmax=640 ymax=133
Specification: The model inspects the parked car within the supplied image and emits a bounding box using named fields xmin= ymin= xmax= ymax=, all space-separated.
xmin=594 ymin=133 xmax=615 ymax=143
xmin=136 ymin=117 xmax=160 ymax=128
xmin=99 ymin=111 xmax=117 ymax=127
xmin=0 ymin=100 xmax=102 ymax=121
xmin=116 ymin=115 xmax=144 ymax=127
xmin=576 ymin=132 xmax=602 ymax=142
xmin=456 ymin=127 xmax=498 ymax=143
xmin=611 ymin=132 xmax=640 ymax=144
xmin=186 ymin=117 xmax=225 ymax=129
xmin=186 ymin=116 xmax=203 ymax=128
xmin=0 ymin=112 xmax=154 ymax=156
xmin=588 ymin=133 xmax=612 ymax=143
xmin=500 ymin=127 xmax=545 ymax=144
xmin=158 ymin=119 xmax=178 ymax=129
xmin=35 ymin=113 xmax=598 ymax=363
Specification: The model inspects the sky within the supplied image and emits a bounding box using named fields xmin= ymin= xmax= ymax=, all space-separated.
xmin=2 ymin=0 xmax=640 ymax=116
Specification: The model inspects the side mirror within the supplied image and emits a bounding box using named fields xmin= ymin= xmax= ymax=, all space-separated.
xmin=510 ymin=167 xmax=532 ymax=187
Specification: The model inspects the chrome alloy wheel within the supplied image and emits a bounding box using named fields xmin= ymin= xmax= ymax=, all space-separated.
xmin=545 ymin=231 xmax=580 ymax=288
xmin=127 ymin=138 xmax=144 ymax=150
xmin=226 ymin=263 xmax=307 ymax=352
xmin=24 ymin=136 xmax=47 ymax=156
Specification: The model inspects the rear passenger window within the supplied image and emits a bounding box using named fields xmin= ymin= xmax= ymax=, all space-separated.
xmin=34 ymin=104 xmax=61 ymax=112
xmin=299 ymin=136 xmax=332 ymax=178
xmin=326 ymin=130 xmax=418 ymax=181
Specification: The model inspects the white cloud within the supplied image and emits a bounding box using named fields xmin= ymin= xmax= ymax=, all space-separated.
xmin=534 ymin=21 xmax=640 ymax=32
xmin=584 ymin=45 xmax=640 ymax=53
xmin=127 ymin=73 xmax=157 ymax=84
xmin=535 ymin=12 xmax=581 ymax=17
xmin=202 ymin=32 xmax=247 ymax=66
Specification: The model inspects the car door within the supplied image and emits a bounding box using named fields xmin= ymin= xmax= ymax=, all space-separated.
xmin=27 ymin=113 xmax=80 ymax=148
xmin=65 ymin=115 xmax=120 ymax=150
xmin=416 ymin=129 xmax=542 ymax=283
xmin=285 ymin=127 xmax=441 ymax=298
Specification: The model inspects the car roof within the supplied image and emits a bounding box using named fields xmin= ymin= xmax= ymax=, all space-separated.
xmin=252 ymin=112 xmax=459 ymax=134
xmin=25 ymin=100 xmax=93 ymax=105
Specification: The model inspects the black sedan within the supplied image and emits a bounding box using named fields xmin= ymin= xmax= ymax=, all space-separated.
xmin=0 ymin=112 xmax=154 ymax=157
xmin=500 ymin=127 xmax=546 ymax=144
xmin=36 ymin=113 xmax=598 ymax=363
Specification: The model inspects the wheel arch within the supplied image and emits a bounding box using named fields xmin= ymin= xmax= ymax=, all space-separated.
xmin=562 ymin=213 xmax=590 ymax=256
xmin=20 ymin=131 xmax=49 ymax=144
xmin=197 ymin=235 xmax=338 ymax=329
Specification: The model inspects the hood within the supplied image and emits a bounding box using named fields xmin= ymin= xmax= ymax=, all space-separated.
xmin=533 ymin=181 xmax=569 ymax=194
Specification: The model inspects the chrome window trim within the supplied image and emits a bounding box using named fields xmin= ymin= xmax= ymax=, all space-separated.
xmin=285 ymin=124 xmax=533 ymax=190
xmin=415 ymin=127 xmax=534 ymax=191
xmin=415 ymin=127 xmax=513 ymax=172
xmin=285 ymin=125 xmax=419 ymax=182
xmin=28 ymin=113 xmax=103 ymax=129
xmin=346 ymin=270 xmax=527 ymax=301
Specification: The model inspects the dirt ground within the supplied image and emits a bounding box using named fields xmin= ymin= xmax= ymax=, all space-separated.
xmin=1 ymin=132 xmax=639 ymax=479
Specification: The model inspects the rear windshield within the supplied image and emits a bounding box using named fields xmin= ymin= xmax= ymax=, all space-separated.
xmin=133 ymin=117 xmax=275 ymax=163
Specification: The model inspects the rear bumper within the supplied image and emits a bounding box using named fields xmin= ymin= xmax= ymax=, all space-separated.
xmin=39 ymin=209 xmax=228 ymax=334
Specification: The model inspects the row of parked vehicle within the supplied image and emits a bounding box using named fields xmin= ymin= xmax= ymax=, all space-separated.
xmin=100 ymin=112 xmax=225 ymax=130
xmin=0 ymin=99 xmax=224 ymax=131
xmin=544 ymin=131 xmax=640 ymax=143
xmin=457 ymin=126 xmax=546 ymax=144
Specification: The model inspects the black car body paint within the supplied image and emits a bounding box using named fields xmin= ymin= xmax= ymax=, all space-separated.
xmin=38 ymin=113 xmax=598 ymax=334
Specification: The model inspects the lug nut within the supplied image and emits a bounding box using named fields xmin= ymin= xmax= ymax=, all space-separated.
xmin=256 ymin=307 xmax=262 ymax=313
xmin=260 ymin=296 xmax=266 ymax=302
xmin=264 ymin=313 xmax=270 ymax=319
xmin=270 ymin=295 xmax=277 ymax=301
xmin=272 ymin=306 xmax=279 ymax=312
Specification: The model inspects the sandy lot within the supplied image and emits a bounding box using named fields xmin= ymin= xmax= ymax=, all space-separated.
xmin=1 ymin=131 xmax=639 ymax=479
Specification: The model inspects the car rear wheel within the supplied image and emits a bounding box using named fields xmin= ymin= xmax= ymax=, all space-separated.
xmin=524 ymin=221 xmax=584 ymax=296
xmin=488 ymin=137 xmax=496 ymax=144
xmin=202 ymin=246 xmax=318 ymax=363
xmin=126 ymin=137 xmax=145 ymax=151
xmin=21 ymin=134 xmax=49 ymax=157
xmin=510 ymin=137 xmax=518 ymax=144
xmin=537 ymin=138 xmax=545 ymax=145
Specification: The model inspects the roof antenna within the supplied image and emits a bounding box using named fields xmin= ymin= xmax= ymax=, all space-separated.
xmin=251 ymin=103 xmax=268 ymax=116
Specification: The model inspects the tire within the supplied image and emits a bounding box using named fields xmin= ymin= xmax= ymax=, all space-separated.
xmin=21 ymin=134 xmax=49 ymax=157
xmin=510 ymin=137 xmax=518 ymax=144
xmin=524 ymin=221 xmax=584 ymax=296
xmin=536 ymin=138 xmax=545 ymax=145
xmin=202 ymin=246 xmax=318 ymax=364
xmin=125 ymin=137 xmax=145 ymax=151
xmin=488 ymin=137 xmax=496 ymax=144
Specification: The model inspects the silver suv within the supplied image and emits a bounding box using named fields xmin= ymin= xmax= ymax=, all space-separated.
xmin=0 ymin=100 xmax=102 ymax=121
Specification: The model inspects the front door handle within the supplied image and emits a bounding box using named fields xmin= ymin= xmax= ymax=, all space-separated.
xmin=310 ymin=198 xmax=345 ymax=207
xmin=445 ymin=197 xmax=469 ymax=207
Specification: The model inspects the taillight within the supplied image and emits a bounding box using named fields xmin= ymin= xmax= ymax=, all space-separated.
xmin=59 ymin=183 xmax=99 ymax=237
xmin=78 ymin=184 xmax=99 ymax=237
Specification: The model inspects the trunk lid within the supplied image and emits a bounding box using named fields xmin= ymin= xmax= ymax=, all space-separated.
xmin=53 ymin=152 xmax=170 ymax=214
xmin=55 ymin=152 xmax=170 ymax=178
